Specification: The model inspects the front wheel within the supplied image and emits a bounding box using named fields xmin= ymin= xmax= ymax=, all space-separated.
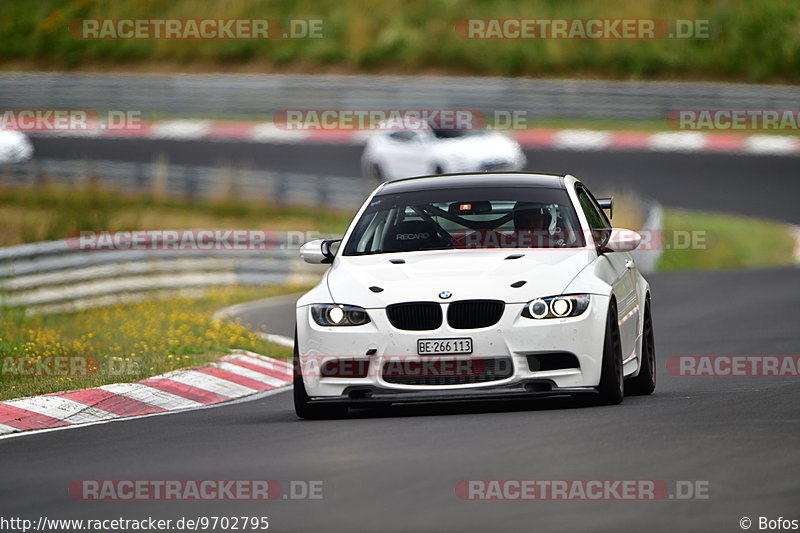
xmin=626 ymin=298 xmax=656 ymax=396
xmin=293 ymin=331 xmax=347 ymax=419
xmin=596 ymin=301 xmax=624 ymax=405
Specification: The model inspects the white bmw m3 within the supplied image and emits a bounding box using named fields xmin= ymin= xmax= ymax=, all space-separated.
xmin=294 ymin=172 xmax=655 ymax=418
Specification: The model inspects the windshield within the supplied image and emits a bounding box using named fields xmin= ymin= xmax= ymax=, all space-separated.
xmin=431 ymin=129 xmax=485 ymax=139
xmin=343 ymin=186 xmax=585 ymax=255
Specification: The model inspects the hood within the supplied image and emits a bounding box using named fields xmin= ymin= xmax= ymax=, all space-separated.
xmin=326 ymin=249 xmax=595 ymax=308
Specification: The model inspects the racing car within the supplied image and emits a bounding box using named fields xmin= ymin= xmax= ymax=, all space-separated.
xmin=361 ymin=122 xmax=526 ymax=180
xmin=294 ymin=172 xmax=655 ymax=418
xmin=0 ymin=130 xmax=34 ymax=163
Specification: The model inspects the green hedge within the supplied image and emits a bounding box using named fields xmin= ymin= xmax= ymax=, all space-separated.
xmin=1 ymin=0 xmax=798 ymax=82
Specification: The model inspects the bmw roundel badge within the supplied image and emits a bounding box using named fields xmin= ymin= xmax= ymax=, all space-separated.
xmin=439 ymin=291 xmax=452 ymax=299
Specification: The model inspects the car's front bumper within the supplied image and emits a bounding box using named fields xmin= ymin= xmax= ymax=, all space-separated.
xmin=295 ymin=296 xmax=610 ymax=400
xmin=308 ymin=380 xmax=597 ymax=406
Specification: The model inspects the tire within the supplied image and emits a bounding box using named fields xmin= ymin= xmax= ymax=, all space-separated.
xmin=293 ymin=330 xmax=347 ymax=419
xmin=626 ymin=298 xmax=656 ymax=396
xmin=596 ymin=301 xmax=624 ymax=405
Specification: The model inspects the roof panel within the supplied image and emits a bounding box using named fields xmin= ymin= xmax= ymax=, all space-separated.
xmin=379 ymin=172 xmax=566 ymax=194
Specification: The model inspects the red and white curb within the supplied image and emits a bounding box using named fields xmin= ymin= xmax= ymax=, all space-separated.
xmin=0 ymin=350 xmax=293 ymax=438
xmin=22 ymin=121 xmax=800 ymax=156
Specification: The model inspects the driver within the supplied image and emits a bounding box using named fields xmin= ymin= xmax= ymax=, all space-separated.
xmin=512 ymin=202 xmax=561 ymax=247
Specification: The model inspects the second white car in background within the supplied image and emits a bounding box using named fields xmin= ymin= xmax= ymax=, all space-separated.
xmin=0 ymin=130 xmax=34 ymax=163
xmin=361 ymin=122 xmax=526 ymax=180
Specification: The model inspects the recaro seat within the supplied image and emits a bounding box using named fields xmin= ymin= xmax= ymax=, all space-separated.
xmin=382 ymin=220 xmax=444 ymax=252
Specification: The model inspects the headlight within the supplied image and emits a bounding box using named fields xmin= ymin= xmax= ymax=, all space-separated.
xmin=521 ymin=294 xmax=590 ymax=320
xmin=311 ymin=304 xmax=371 ymax=326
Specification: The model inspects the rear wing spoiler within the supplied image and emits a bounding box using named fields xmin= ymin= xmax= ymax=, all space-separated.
xmin=597 ymin=197 xmax=613 ymax=219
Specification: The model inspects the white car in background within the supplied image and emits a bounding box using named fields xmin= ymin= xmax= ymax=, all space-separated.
xmin=361 ymin=122 xmax=526 ymax=180
xmin=0 ymin=130 xmax=34 ymax=163
xmin=294 ymin=172 xmax=655 ymax=418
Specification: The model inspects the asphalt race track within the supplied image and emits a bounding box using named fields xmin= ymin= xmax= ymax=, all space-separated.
xmin=30 ymin=136 xmax=800 ymax=223
xmin=2 ymin=139 xmax=799 ymax=533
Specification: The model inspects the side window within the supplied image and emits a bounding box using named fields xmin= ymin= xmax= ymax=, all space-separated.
xmin=576 ymin=187 xmax=610 ymax=230
xmin=388 ymin=130 xmax=417 ymax=142
xmin=576 ymin=186 xmax=611 ymax=248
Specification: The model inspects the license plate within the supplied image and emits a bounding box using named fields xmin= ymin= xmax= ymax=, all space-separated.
xmin=417 ymin=338 xmax=473 ymax=355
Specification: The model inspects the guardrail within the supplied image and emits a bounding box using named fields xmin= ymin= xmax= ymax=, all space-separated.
xmin=0 ymin=157 xmax=375 ymax=208
xmin=0 ymin=234 xmax=327 ymax=314
xmin=2 ymin=72 xmax=798 ymax=120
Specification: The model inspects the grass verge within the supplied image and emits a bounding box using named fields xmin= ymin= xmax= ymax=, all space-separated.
xmin=658 ymin=209 xmax=797 ymax=270
xmin=0 ymin=184 xmax=354 ymax=246
xmin=0 ymin=284 xmax=304 ymax=401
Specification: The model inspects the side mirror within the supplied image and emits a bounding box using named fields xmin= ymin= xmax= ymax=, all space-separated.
xmin=300 ymin=239 xmax=341 ymax=264
xmin=603 ymin=228 xmax=642 ymax=252
xmin=597 ymin=197 xmax=613 ymax=219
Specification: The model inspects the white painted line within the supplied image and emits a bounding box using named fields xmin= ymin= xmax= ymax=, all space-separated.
xmin=223 ymin=353 xmax=293 ymax=374
xmin=214 ymin=361 xmax=288 ymax=387
xmin=249 ymin=123 xmax=311 ymax=143
xmin=647 ymin=132 xmax=707 ymax=152
xmin=158 ymin=369 xmax=257 ymax=397
xmin=0 ymin=423 xmax=20 ymax=435
xmin=211 ymin=293 xmax=301 ymax=322
xmin=99 ymin=383 xmax=204 ymax=410
xmin=236 ymin=350 xmax=293 ymax=371
xmin=256 ymin=332 xmax=295 ymax=348
xmin=150 ymin=120 xmax=212 ymax=140
xmin=3 ymin=396 xmax=116 ymax=424
xmin=553 ymin=129 xmax=613 ymax=150
xmin=792 ymin=226 xmax=800 ymax=264
xmin=743 ymin=135 xmax=799 ymax=155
